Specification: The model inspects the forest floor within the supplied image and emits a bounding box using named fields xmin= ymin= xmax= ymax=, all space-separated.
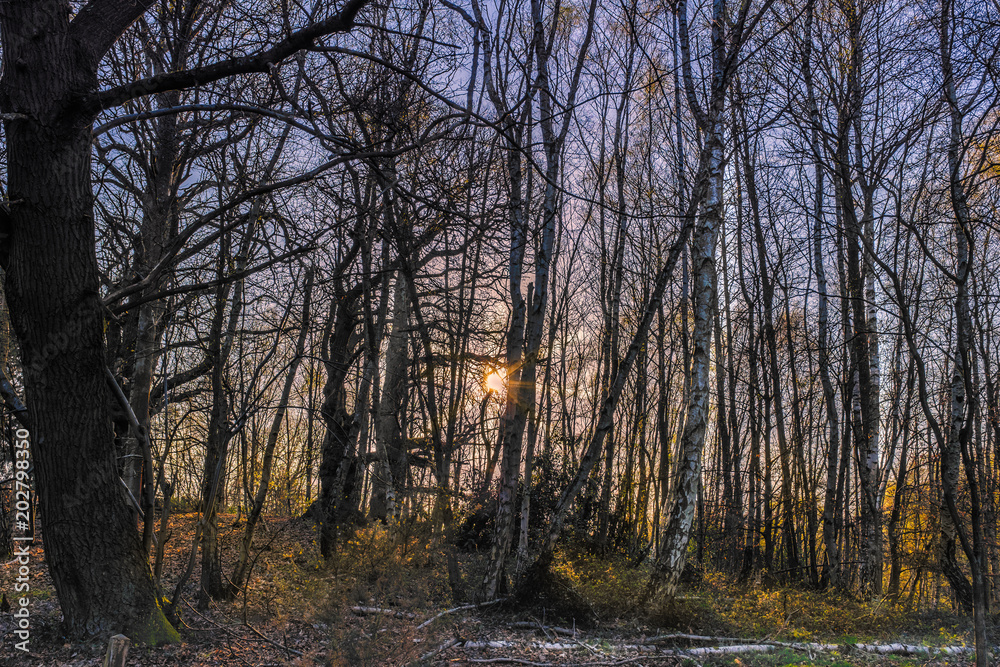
xmin=0 ymin=512 xmax=990 ymax=666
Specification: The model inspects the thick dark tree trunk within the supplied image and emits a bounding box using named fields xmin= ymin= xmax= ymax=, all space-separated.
xmin=0 ymin=1 xmax=176 ymax=639
xmin=317 ymin=288 xmax=361 ymax=557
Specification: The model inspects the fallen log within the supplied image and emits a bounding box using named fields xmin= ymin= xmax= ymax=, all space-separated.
xmin=416 ymin=597 xmax=506 ymax=630
xmin=678 ymin=644 xmax=774 ymax=656
xmin=451 ymin=637 xmax=985 ymax=661
xmin=349 ymin=606 xmax=416 ymax=619
xmin=511 ymin=621 xmax=577 ymax=637
xmin=463 ymin=640 xmax=516 ymax=649
xmin=852 ymin=642 xmax=974 ymax=657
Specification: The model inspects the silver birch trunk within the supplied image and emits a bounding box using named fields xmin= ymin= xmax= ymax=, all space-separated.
xmin=801 ymin=0 xmax=841 ymax=589
xmin=656 ymin=119 xmax=723 ymax=597
xmin=371 ymin=270 xmax=411 ymax=523
xmin=940 ymin=1 xmax=988 ymax=660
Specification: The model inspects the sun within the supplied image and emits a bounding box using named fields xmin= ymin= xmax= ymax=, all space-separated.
xmin=485 ymin=370 xmax=506 ymax=393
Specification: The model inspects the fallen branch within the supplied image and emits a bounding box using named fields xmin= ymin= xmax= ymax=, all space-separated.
xmin=180 ymin=598 xmax=303 ymax=657
xmin=245 ymin=621 xmax=304 ymax=657
xmin=467 ymin=659 xmax=646 ymax=666
xmin=761 ymin=640 xmax=976 ymax=658
xmin=466 ymin=659 xmax=553 ymax=666
xmin=681 ymin=645 xmax=775 ymax=656
xmin=467 ymin=657 xmax=658 ymax=666
xmin=350 ymin=606 xmax=416 ymax=619
xmin=643 ymin=634 xmax=980 ymax=659
xmin=852 ymin=643 xmax=974 ymax=657
xmin=419 ymin=637 xmax=461 ymax=661
xmin=511 ymin=621 xmax=577 ymax=637
xmin=454 ymin=635 xmax=985 ymax=661
xmin=463 ymin=640 xmax=516 ymax=649
xmin=645 ymin=633 xmax=743 ymax=643
xmin=416 ymin=597 xmax=506 ymax=630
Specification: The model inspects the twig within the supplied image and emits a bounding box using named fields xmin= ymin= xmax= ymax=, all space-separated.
xmin=573 ymin=637 xmax=601 ymax=656
xmin=418 ymin=637 xmax=460 ymax=661
xmin=245 ymin=622 xmax=304 ymax=657
xmin=467 ymin=659 xmax=554 ymax=666
xmin=180 ymin=598 xmax=303 ymax=657
xmin=511 ymin=621 xmax=576 ymax=637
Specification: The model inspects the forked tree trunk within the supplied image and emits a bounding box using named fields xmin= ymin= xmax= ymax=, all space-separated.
xmin=478 ymin=0 xmax=598 ymax=598
xmin=317 ymin=287 xmax=361 ymax=557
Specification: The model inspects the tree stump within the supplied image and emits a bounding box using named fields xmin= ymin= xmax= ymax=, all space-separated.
xmin=102 ymin=634 xmax=130 ymax=667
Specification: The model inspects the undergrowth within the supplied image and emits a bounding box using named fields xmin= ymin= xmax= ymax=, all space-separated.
xmin=250 ymin=520 xmax=983 ymax=663
xmin=4 ymin=513 xmax=982 ymax=666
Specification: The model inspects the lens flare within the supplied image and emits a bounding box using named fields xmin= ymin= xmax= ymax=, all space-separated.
xmin=485 ymin=371 xmax=505 ymax=393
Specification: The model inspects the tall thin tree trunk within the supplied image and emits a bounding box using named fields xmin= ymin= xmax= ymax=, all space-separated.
xmin=231 ymin=268 xmax=314 ymax=591
xmin=370 ymin=270 xmax=411 ymax=523
xmin=939 ymin=3 xmax=988 ymax=659
xmin=198 ymin=231 xmax=247 ymax=607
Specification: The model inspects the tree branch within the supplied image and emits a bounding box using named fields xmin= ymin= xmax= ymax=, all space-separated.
xmin=82 ymin=0 xmax=372 ymax=113
xmin=70 ymin=0 xmax=158 ymax=68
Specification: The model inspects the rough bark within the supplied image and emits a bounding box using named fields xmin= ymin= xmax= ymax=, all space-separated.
xmin=0 ymin=0 xmax=370 ymax=637
xmin=655 ymin=126 xmax=723 ymax=597
xmin=0 ymin=0 xmax=178 ymax=640
xmin=317 ymin=287 xmax=361 ymax=557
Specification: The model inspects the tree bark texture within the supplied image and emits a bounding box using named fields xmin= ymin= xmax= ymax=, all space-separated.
xmin=0 ymin=0 xmax=177 ymax=640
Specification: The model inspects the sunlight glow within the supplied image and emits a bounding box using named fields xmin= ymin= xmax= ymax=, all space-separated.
xmin=485 ymin=370 xmax=506 ymax=393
